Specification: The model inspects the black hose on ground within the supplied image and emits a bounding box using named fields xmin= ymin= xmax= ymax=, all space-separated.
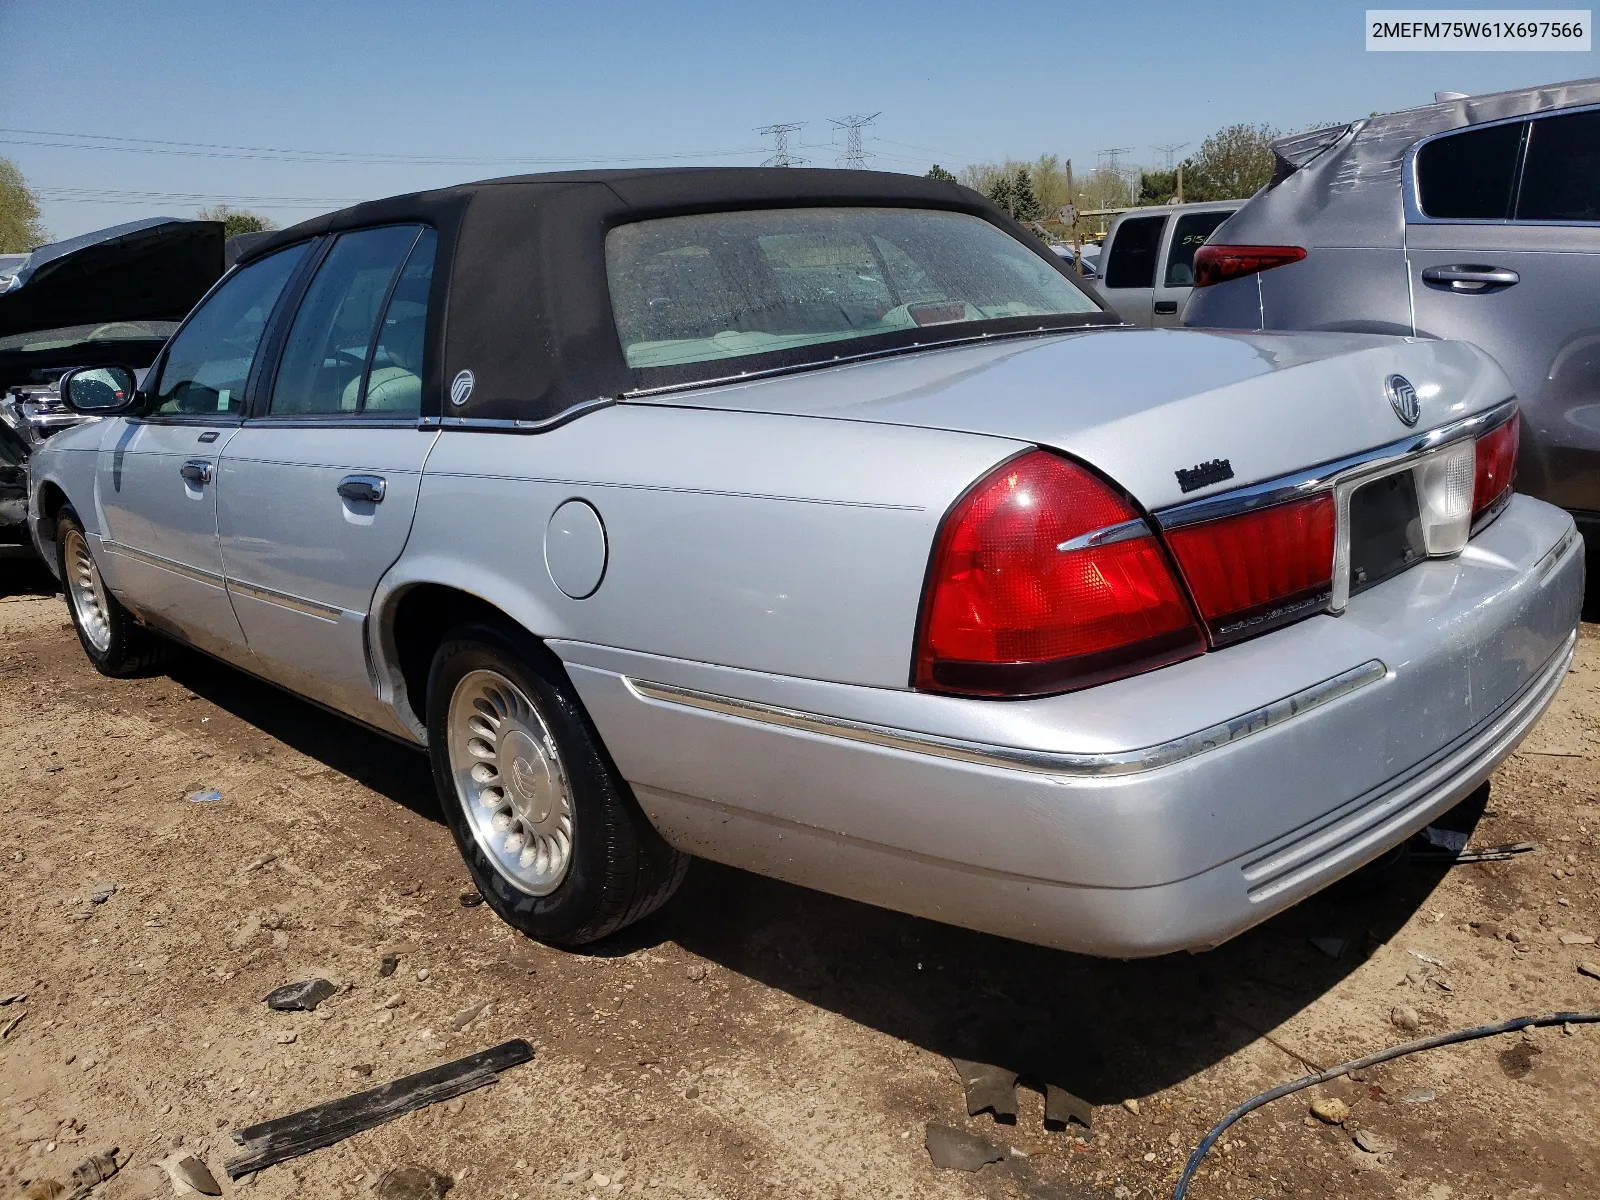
xmin=1170 ymin=1010 xmax=1600 ymax=1200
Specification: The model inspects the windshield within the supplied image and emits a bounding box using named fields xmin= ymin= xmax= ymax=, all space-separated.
xmin=606 ymin=207 xmax=1100 ymax=370
xmin=0 ymin=321 xmax=180 ymax=354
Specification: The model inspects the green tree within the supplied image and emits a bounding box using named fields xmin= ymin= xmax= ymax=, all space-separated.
xmin=925 ymin=164 xmax=957 ymax=182
xmin=1009 ymin=165 xmax=1042 ymax=221
xmin=196 ymin=205 xmax=278 ymax=238
xmin=984 ymin=172 xmax=1014 ymax=215
xmin=1139 ymin=169 xmax=1178 ymax=205
xmin=0 ymin=158 xmax=48 ymax=252
xmin=1181 ymin=123 xmax=1278 ymax=202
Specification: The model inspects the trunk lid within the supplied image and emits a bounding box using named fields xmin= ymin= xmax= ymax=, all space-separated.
xmin=628 ymin=327 xmax=1511 ymax=510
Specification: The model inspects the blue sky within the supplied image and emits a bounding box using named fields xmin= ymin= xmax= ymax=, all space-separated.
xmin=4 ymin=0 xmax=1595 ymax=240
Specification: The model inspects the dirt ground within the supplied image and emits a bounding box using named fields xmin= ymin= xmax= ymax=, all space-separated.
xmin=2 ymin=561 xmax=1597 ymax=1200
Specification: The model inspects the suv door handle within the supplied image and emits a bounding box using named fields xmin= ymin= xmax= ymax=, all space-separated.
xmin=180 ymin=459 xmax=213 ymax=485
xmin=337 ymin=474 xmax=386 ymax=503
xmin=1421 ymin=264 xmax=1520 ymax=291
xmin=1153 ymin=301 xmax=1178 ymax=314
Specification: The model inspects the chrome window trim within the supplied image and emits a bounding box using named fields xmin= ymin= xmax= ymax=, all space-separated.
xmin=1154 ymin=399 xmax=1517 ymax=531
xmin=1402 ymin=101 xmax=1600 ymax=226
xmin=624 ymin=659 xmax=1387 ymax=779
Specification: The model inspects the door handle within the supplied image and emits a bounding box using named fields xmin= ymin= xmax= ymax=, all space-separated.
xmin=180 ymin=459 xmax=213 ymax=485
xmin=1153 ymin=300 xmax=1178 ymax=314
xmin=337 ymin=474 xmax=386 ymax=503
xmin=1420 ymin=264 xmax=1520 ymax=291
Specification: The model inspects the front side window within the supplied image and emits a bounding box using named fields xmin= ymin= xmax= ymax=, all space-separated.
xmin=1164 ymin=210 xmax=1234 ymax=286
xmin=150 ymin=244 xmax=308 ymax=416
xmin=1516 ymin=109 xmax=1600 ymax=221
xmin=605 ymin=207 xmax=1099 ymax=370
xmin=269 ymin=225 xmax=421 ymax=416
xmin=1415 ymin=121 xmax=1524 ymax=220
xmin=1102 ymin=216 xmax=1167 ymax=289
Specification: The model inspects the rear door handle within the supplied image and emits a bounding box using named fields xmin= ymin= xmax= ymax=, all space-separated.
xmin=180 ymin=459 xmax=213 ymax=485
xmin=1153 ymin=301 xmax=1178 ymax=314
xmin=337 ymin=474 xmax=386 ymax=503
xmin=1420 ymin=264 xmax=1520 ymax=291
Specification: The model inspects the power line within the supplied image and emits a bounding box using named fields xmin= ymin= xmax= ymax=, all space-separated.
xmin=0 ymin=126 xmax=769 ymax=167
xmin=33 ymin=186 xmax=365 ymax=208
xmin=829 ymin=113 xmax=880 ymax=170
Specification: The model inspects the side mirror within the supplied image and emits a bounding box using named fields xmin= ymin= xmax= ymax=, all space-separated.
xmin=59 ymin=365 xmax=137 ymax=414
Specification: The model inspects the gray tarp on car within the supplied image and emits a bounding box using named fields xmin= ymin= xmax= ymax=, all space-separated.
xmin=1229 ymin=76 xmax=1600 ymax=248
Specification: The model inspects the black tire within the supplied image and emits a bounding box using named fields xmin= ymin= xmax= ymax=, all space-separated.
xmin=55 ymin=504 xmax=173 ymax=677
xmin=425 ymin=619 xmax=688 ymax=945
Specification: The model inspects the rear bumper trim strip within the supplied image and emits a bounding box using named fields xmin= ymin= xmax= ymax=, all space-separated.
xmin=624 ymin=659 xmax=1387 ymax=779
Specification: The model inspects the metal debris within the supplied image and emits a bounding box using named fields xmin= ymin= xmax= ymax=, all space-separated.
xmin=185 ymin=790 xmax=223 ymax=804
xmin=224 ymin=1039 xmax=533 ymax=1178
xmin=166 ymin=1154 xmax=222 ymax=1196
xmin=924 ymin=1124 xmax=1004 ymax=1172
xmin=264 ymin=978 xmax=337 ymax=1012
xmin=1412 ymin=840 xmax=1536 ymax=864
xmin=950 ymin=1058 xmax=1017 ymax=1122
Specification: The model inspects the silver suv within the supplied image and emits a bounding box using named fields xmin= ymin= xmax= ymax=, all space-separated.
xmin=1184 ymin=78 xmax=1600 ymax=603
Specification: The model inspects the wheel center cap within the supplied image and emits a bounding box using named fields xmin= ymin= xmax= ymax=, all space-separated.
xmin=500 ymin=729 xmax=553 ymax=825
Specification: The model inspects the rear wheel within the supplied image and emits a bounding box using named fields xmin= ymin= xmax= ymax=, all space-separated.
xmin=56 ymin=505 xmax=172 ymax=676
xmin=425 ymin=620 xmax=688 ymax=945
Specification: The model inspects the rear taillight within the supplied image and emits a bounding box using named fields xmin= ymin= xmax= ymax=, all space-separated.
xmin=914 ymin=451 xmax=1204 ymax=697
xmin=1472 ymin=411 xmax=1519 ymax=524
xmin=1192 ymin=244 xmax=1307 ymax=288
xmin=1163 ymin=494 xmax=1335 ymax=644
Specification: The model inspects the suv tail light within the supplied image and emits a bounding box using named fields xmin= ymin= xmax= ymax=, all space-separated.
xmin=1192 ymin=244 xmax=1306 ymax=288
xmin=1472 ymin=411 xmax=1519 ymax=524
xmin=915 ymin=451 xmax=1204 ymax=697
xmin=1163 ymin=494 xmax=1335 ymax=645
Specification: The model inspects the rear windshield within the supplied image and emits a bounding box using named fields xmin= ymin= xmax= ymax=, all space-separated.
xmin=605 ymin=207 xmax=1100 ymax=371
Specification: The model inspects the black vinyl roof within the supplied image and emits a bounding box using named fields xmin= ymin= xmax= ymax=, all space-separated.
xmin=236 ymin=168 xmax=1105 ymax=425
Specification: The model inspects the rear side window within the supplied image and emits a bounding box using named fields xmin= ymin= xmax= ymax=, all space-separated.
xmin=269 ymin=225 xmax=421 ymax=416
xmin=150 ymin=243 xmax=308 ymax=416
xmin=1163 ymin=211 xmax=1234 ymax=286
xmin=1516 ymin=109 xmax=1600 ymax=221
xmin=1103 ymin=216 xmax=1167 ymax=289
xmin=1415 ymin=121 xmax=1524 ymax=220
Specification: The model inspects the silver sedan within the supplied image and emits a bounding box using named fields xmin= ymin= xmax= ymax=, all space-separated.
xmin=28 ymin=169 xmax=1582 ymax=956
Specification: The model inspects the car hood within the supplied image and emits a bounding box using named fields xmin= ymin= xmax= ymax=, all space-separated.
xmin=629 ymin=327 xmax=1513 ymax=510
xmin=0 ymin=217 xmax=224 ymax=340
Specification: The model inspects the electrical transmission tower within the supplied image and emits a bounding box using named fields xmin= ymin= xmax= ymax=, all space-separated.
xmin=829 ymin=112 xmax=881 ymax=169
xmin=1098 ymin=147 xmax=1134 ymax=205
xmin=756 ymin=122 xmax=808 ymax=167
xmin=1154 ymin=142 xmax=1189 ymax=170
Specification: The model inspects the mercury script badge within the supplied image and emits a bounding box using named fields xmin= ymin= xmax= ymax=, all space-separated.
xmin=1386 ymin=374 xmax=1420 ymax=427
xmin=450 ymin=369 xmax=475 ymax=407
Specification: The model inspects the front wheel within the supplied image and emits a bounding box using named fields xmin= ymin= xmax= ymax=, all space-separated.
xmin=56 ymin=505 xmax=172 ymax=676
xmin=425 ymin=621 xmax=688 ymax=945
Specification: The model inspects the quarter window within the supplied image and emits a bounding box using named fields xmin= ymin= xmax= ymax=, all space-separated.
xmin=269 ymin=225 xmax=421 ymax=416
xmin=1415 ymin=121 xmax=1524 ymax=220
xmin=1163 ymin=211 xmax=1234 ymax=287
xmin=1103 ymin=216 xmax=1167 ymax=289
xmin=1516 ymin=110 xmax=1600 ymax=221
xmin=150 ymin=243 xmax=308 ymax=416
